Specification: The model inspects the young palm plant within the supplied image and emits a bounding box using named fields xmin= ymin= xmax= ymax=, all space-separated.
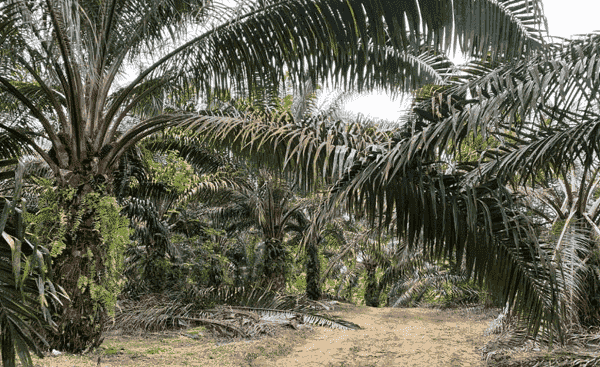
xmin=207 ymin=170 xmax=309 ymax=290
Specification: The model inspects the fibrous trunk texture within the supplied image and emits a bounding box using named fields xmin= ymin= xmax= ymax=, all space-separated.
xmin=306 ymin=240 xmax=321 ymax=300
xmin=45 ymin=199 xmax=107 ymax=352
xmin=364 ymin=261 xmax=380 ymax=307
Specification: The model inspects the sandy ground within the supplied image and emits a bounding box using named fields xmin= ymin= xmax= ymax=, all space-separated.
xmin=273 ymin=305 xmax=493 ymax=367
xmin=31 ymin=304 xmax=497 ymax=367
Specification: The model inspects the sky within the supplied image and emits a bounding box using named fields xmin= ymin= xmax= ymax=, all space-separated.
xmin=343 ymin=0 xmax=600 ymax=122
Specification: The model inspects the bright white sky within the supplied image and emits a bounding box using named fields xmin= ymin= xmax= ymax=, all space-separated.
xmin=344 ymin=0 xmax=600 ymax=122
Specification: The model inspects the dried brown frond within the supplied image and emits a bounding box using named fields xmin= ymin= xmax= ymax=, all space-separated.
xmin=109 ymin=292 xmax=356 ymax=341
xmin=482 ymin=321 xmax=600 ymax=366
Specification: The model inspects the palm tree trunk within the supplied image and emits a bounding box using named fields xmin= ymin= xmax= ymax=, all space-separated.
xmin=364 ymin=261 xmax=380 ymax=307
xmin=48 ymin=220 xmax=107 ymax=352
xmin=306 ymin=239 xmax=321 ymax=300
xmin=262 ymin=239 xmax=288 ymax=291
xmin=144 ymin=237 xmax=168 ymax=293
xmin=37 ymin=178 xmax=128 ymax=353
xmin=44 ymin=189 xmax=107 ymax=352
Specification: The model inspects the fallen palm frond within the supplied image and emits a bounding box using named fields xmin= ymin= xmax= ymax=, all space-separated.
xmin=110 ymin=296 xmax=275 ymax=338
xmin=181 ymin=284 xmax=284 ymax=309
xmin=483 ymin=349 xmax=600 ymax=367
xmin=110 ymin=295 xmax=193 ymax=333
xmin=321 ymin=292 xmax=353 ymax=304
xmin=178 ymin=316 xmax=251 ymax=338
xmin=110 ymin=289 xmax=360 ymax=339
xmin=225 ymin=306 xmax=361 ymax=331
xmin=273 ymin=293 xmax=342 ymax=312
xmin=482 ymin=322 xmax=600 ymax=366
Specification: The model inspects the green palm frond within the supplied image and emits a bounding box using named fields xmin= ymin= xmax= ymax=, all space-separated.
xmin=473 ymin=115 xmax=600 ymax=186
xmin=330 ymin=153 xmax=564 ymax=339
xmin=398 ymin=34 xmax=600 ymax=186
xmin=0 ymin=81 xmax=64 ymax=116
xmin=142 ymin=130 xmax=228 ymax=174
xmin=377 ymin=245 xmax=425 ymax=296
xmin=0 ymin=127 xmax=36 ymax=163
xmin=163 ymin=0 xmax=547 ymax=96
xmin=113 ymin=146 xmax=149 ymax=198
xmin=0 ymin=162 xmax=67 ymax=367
xmin=187 ymin=110 xmax=394 ymax=191
xmin=172 ymin=174 xmax=242 ymax=207
xmin=1 ymin=0 xmax=549 ymax=176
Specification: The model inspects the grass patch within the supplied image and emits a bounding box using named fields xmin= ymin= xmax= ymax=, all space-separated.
xmin=145 ymin=347 xmax=166 ymax=355
xmin=187 ymin=326 xmax=206 ymax=336
xmin=103 ymin=346 xmax=122 ymax=355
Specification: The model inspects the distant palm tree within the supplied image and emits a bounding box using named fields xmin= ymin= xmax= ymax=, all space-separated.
xmin=208 ymin=170 xmax=308 ymax=290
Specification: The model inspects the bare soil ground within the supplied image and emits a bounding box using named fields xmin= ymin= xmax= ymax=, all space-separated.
xmin=32 ymin=303 xmax=499 ymax=367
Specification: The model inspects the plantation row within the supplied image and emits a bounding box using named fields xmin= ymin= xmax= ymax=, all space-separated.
xmin=1 ymin=1 xmax=600 ymax=366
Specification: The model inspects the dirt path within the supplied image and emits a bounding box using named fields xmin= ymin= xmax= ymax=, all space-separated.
xmin=33 ymin=305 xmax=497 ymax=367
xmin=270 ymin=305 xmax=493 ymax=367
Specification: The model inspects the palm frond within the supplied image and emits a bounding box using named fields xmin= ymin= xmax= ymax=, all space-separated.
xmin=186 ymin=110 xmax=394 ymax=191
xmin=474 ymin=116 xmax=600 ymax=186
xmin=226 ymin=306 xmax=360 ymax=331
xmin=0 ymin=163 xmax=67 ymax=366
xmin=161 ymin=0 xmax=547 ymax=100
xmin=329 ymin=149 xmax=564 ymax=340
xmin=142 ymin=130 xmax=228 ymax=174
xmin=398 ymin=35 xmax=600 ymax=187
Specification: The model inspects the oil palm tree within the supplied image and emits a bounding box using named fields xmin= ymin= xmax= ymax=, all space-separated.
xmin=515 ymin=163 xmax=600 ymax=329
xmin=330 ymin=32 xmax=600 ymax=343
xmin=0 ymin=0 xmax=548 ymax=352
xmin=207 ymin=170 xmax=309 ymax=290
xmin=117 ymin=130 xmax=237 ymax=294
